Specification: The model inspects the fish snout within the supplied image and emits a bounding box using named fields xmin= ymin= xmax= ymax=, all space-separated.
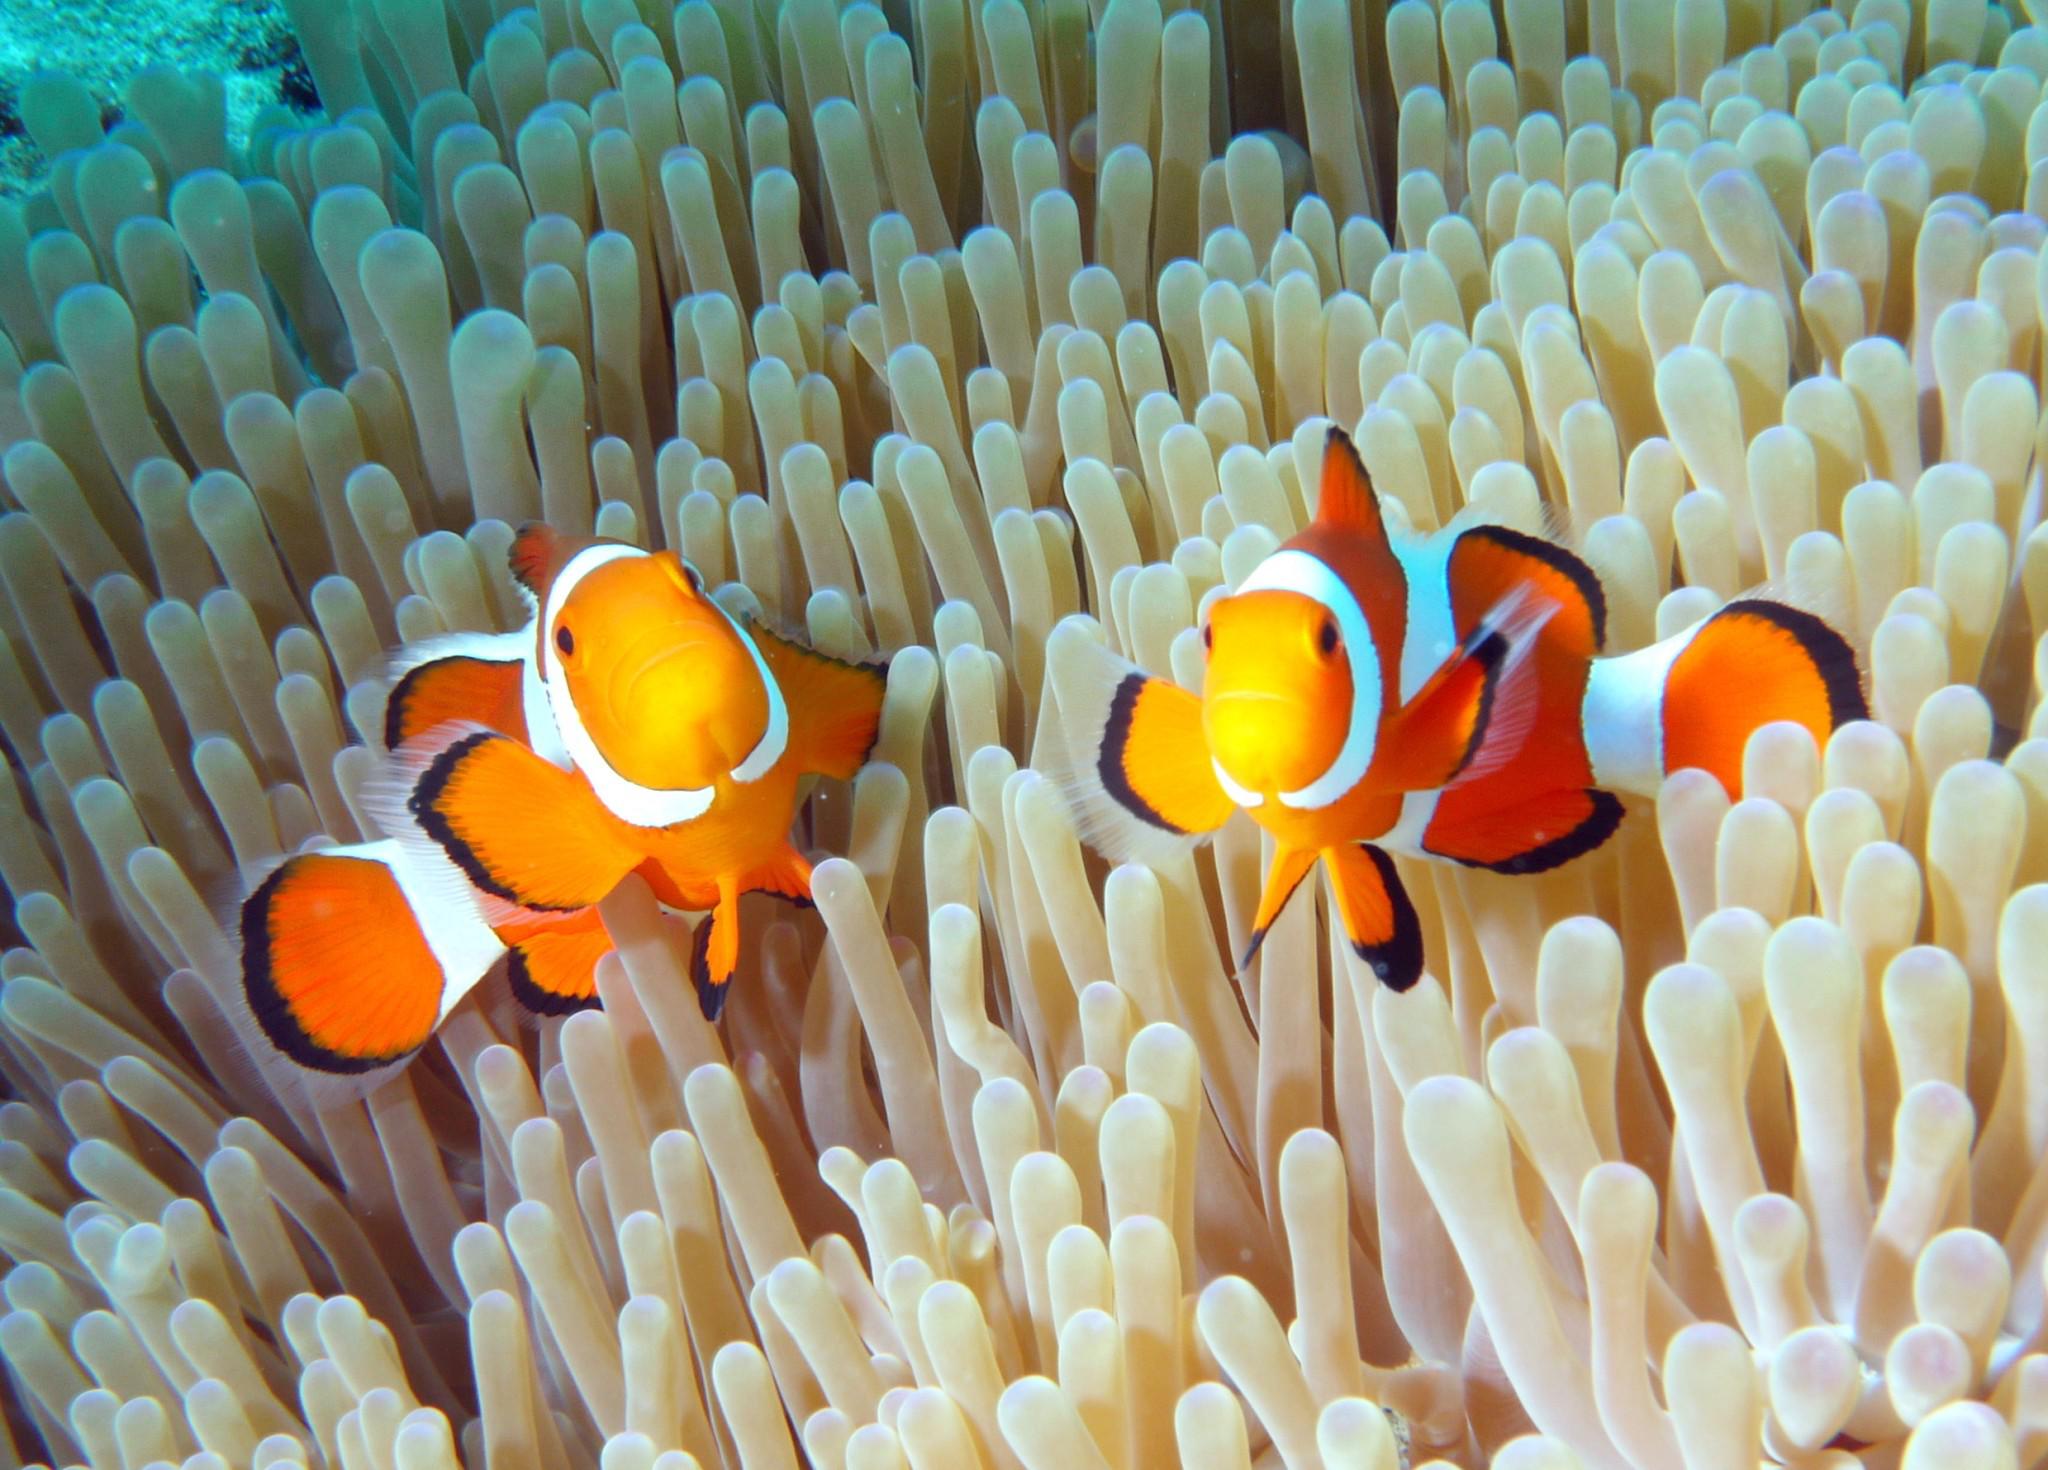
xmin=1204 ymin=687 xmax=1345 ymax=795
xmin=704 ymin=696 xmax=769 ymax=769
xmin=1205 ymin=691 xmax=1295 ymax=794
xmin=605 ymin=638 xmax=769 ymax=787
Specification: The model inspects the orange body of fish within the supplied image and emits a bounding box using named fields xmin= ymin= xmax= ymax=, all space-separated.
xmin=240 ymin=524 xmax=888 ymax=1074
xmin=1054 ymin=427 xmax=1869 ymax=990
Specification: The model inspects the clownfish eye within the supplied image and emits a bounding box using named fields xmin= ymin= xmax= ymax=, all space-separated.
xmin=555 ymin=625 xmax=575 ymax=656
xmin=1315 ymin=616 xmax=1339 ymax=657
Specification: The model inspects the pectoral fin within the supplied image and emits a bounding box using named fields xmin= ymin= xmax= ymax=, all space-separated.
xmin=405 ymin=728 xmax=642 ymax=912
xmin=1324 ymin=843 xmax=1424 ymax=992
xmin=747 ymin=619 xmax=889 ymax=780
xmin=1372 ymin=586 xmax=1554 ymax=794
xmin=1101 ymin=671 xmax=1238 ymax=834
xmin=1046 ymin=620 xmax=1234 ymax=867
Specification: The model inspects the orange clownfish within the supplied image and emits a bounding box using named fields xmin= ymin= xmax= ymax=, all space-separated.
xmin=1054 ymin=427 xmax=1868 ymax=991
xmin=240 ymin=524 xmax=888 ymax=1074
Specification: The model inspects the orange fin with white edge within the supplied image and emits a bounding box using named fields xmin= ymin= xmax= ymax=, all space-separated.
xmin=746 ymin=619 xmax=888 ymax=780
xmin=400 ymin=727 xmax=643 ymax=912
xmin=1372 ymin=585 xmax=1557 ymax=793
xmin=385 ymin=652 xmax=527 ymax=750
xmin=1422 ymin=785 xmax=1625 ymax=874
xmin=1661 ymin=600 xmax=1868 ymax=800
xmin=1045 ymin=621 xmax=1232 ymax=866
xmin=1099 ymin=671 xmax=1236 ymax=837
xmin=241 ymin=849 xmax=476 ymax=1072
xmin=1324 ymin=844 xmax=1425 ymax=991
xmin=743 ymin=844 xmax=815 ymax=906
xmin=504 ymin=914 xmax=612 ymax=1016
xmin=1242 ymin=845 xmax=1319 ymax=969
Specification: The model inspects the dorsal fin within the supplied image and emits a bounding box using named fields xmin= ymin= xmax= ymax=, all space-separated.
xmin=1316 ymin=427 xmax=1393 ymax=552
xmin=509 ymin=522 xmax=569 ymax=596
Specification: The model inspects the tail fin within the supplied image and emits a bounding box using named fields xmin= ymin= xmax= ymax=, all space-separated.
xmin=240 ymin=840 xmax=505 ymax=1074
xmin=1586 ymin=600 xmax=1867 ymax=801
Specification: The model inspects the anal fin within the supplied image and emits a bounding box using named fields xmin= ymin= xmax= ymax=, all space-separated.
xmin=743 ymin=844 xmax=815 ymax=907
xmin=636 ymin=858 xmax=718 ymax=911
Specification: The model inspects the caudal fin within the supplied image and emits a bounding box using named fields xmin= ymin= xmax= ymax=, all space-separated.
xmin=240 ymin=844 xmax=502 ymax=1073
xmin=1660 ymin=600 xmax=1867 ymax=797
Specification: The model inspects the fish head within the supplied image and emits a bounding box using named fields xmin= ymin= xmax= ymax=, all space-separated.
xmin=1200 ymin=586 xmax=1359 ymax=798
xmin=517 ymin=526 xmax=775 ymax=792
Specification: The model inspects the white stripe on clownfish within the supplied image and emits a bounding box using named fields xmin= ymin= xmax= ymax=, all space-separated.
xmin=1375 ymin=788 xmax=1442 ymax=857
xmin=362 ymin=836 xmax=509 ymax=1027
xmin=1234 ymin=548 xmax=1384 ymax=812
xmin=1580 ymin=618 xmax=1697 ymax=799
xmin=521 ymin=647 xmax=570 ymax=770
xmin=722 ymin=608 xmax=789 ymax=783
xmin=1211 ymin=757 xmax=1265 ymax=809
xmin=1390 ymin=533 xmax=1458 ymax=705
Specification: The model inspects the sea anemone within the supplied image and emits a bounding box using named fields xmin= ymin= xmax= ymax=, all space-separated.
xmin=3 ymin=0 xmax=2046 ymax=1466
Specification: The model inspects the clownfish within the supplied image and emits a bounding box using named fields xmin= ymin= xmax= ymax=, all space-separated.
xmin=239 ymin=524 xmax=888 ymax=1073
xmin=1052 ymin=426 xmax=1867 ymax=991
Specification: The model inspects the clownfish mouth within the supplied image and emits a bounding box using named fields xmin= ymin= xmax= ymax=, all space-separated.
xmin=1205 ymin=687 xmax=1350 ymax=806
xmin=571 ymin=627 xmax=764 ymax=790
xmin=617 ymin=633 xmax=723 ymax=712
xmin=1210 ymin=757 xmax=1267 ymax=808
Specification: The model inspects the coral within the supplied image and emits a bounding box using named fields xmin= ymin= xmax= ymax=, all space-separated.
xmin=1 ymin=0 xmax=2047 ymax=1468
xmin=0 ymin=0 xmax=312 ymax=200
